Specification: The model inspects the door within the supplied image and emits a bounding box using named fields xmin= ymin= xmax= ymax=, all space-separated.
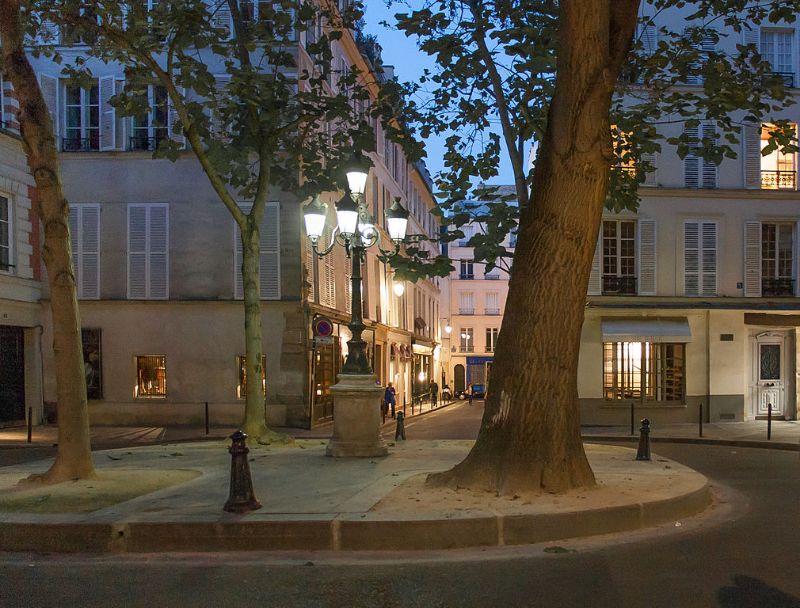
xmin=755 ymin=334 xmax=785 ymax=416
xmin=0 ymin=326 xmax=25 ymax=424
xmin=454 ymin=364 xmax=465 ymax=394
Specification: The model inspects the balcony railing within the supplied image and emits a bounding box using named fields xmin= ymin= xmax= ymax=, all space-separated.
xmin=762 ymin=277 xmax=795 ymax=297
xmin=602 ymin=275 xmax=637 ymax=295
xmin=459 ymin=273 xmax=475 ymax=280
xmin=485 ymin=307 xmax=500 ymax=315
xmin=459 ymin=345 xmax=474 ymax=352
xmin=459 ymin=307 xmax=475 ymax=315
xmin=62 ymin=137 xmax=99 ymax=152
xmin=130 ymin=136 xmax=163 ymax=152
xmin=772 ymin=71 xmax=795 ymax=87
xmin=761 ymin=170 xmax=796 ymax=190
xmin=484 ymin=273 xmax=500 ymax=280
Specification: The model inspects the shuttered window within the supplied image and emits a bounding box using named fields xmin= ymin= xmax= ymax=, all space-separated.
xmin=69 ymin=203 xmax=100 ymax=299
xmin=743 ymin=221 xmax=762 ymax=296
xmin=128 ymin=203 xmax=169 ymax=299
xmin=684 ymin=123 xmax=717 ymax=188
xmin=233 ymin=202 xmax=281 ymax=300
xmin=459 ymin=292 xmax=474 ymax=315
xmin=602 ymin=220 xmax=636 ymax=295
xmin=684 ymin=220 xmax=717 ymax=296
xmin=761 ymin=223 xmax=795 ymax=296
xmin=0 ymin=195 xmax=11 ymax=273
xmin=761 ymin=29 xmax=794 ymax=79
xmin=637 ymin=219 xmax=657 ymax=295
xmin=319 ymin=224 xmax=336 ymax=308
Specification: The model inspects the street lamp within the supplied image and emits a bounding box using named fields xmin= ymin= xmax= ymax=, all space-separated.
xmin=303 ymin=157 xmax=416 ymax=458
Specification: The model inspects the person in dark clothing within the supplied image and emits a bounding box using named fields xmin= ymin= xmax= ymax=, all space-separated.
xmin=384 ymin=383 xmax=397 ymax=418
xmin=429 ymin=380 xmax=439 ymax=407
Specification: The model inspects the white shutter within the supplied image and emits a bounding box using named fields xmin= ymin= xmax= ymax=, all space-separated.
xmin=148 ymin=205 xmax=169 ymax=299
xmin=640 ymin=24 xmax=656 ymax=54
xmin=128 ymin=204 xmax=168 ymax=299
xmin=304 ymin=239 xmax=316 ymax=303
xmin=99 ymin=75 xmax=116 ymax=151
xmin=37 ymin=73 xmax=59 ymax=142
xmin=637 ymin=219 xmax=657 ymax=295
xmin=233 ymin=218 xmax=244 ymax=300
xmin=743 ymin=25 xmax=760 ymax=49
xmin=80 ymin=204 xmax=100 ymax=299
xmin=587 ymin=228 xmax=602 ymax=295
xmin=211 ymin=1 xmax=232 ymax=38
xmin=115 ymin=79 xmax=126 ymax=150
xmin=684 ymin=221 xmax=700 ymax=295
xmin=128 ymin=205 xmax=148 ymax=299
xmin=744 ymin=221 xmax=762 ymax=297
xmin=260 ymin=202 xmax=281 ymax=300
xmin=701 ymin=123 xmax=718 ymax=188
xmin=322 ymin=225 xmax=336 ymax=308
xmin=684 ymin=124 xmax=699 ymax=188
xmin=701 ymin=221 xmax=718 ymax=296
xmin=743 ymin=123 xmax=762 ymax=189
xmin=641 ymin=152 xmax=657 ymax=186
xmin=167 ymin=87 xmax=185 ymax=148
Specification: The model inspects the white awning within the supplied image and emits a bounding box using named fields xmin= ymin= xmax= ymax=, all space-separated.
xmin=601 ymin=318 xmax=692 ymax=343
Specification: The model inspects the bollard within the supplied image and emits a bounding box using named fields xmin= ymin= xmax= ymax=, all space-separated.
xmin=411 ymin=396 xmax=415 ymax=416
xmin=699 ymin=402 xmax=703 ymax=438
xmin=395 ymin=411 xmax=406 ymax=440
xmin=27 ymin=407 xmax=32 ymax=444
xmin=403 ymin=395 xmax=407 ymax=415
xmin=381 ymin=399 xmax=386 ymax=424
xmin=767 ymin=403 xmax=773 ymax=441
xmin=223 ymin=430 xmax=262 ymax=513
xmin=635 ymin=418 xmax=651 ymax=461
xmin=204 ymin=402 xmax=210 ymax=436
xmin=630 ymin=402 xmax=635 ymax=436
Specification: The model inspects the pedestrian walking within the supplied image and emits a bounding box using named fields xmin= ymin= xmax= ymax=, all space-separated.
xmin=430 ymin=379 xmax=439 ymax=408
xmin=384 ymin=383 xmax=397 ymax=418
xmin=467 ymin=383 xmax=474 ymax=406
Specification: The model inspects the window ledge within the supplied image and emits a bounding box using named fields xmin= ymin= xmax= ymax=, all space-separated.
xmin=600 ymin=402 xmax=686 ymax=408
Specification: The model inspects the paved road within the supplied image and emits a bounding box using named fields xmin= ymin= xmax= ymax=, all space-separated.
xmin=2 ymin=402 xmax=800 ymax=607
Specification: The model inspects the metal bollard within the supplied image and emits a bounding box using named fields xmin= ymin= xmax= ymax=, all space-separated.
xmin=630 ymin=402 xmax=635 ymax=436
xmin=27 ymin=407 xmax=32 ymax=444
xmin=699 ymin=402 xmax=703 ymax=438
xmin=205 ymin=401 xmax=210 ymax=436
xmin=395 ymin=411 xmax=406 ymax=440
xmin=635 ymin=418 xmax=651 ymax=461
xmin=223 ymin=430 xmax=262 ymax=513
xmin=767 ymin=403 xmax=773 ymax=441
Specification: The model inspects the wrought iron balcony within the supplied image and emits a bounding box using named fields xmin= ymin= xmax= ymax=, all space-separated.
xmin=761 ymin=170 xmax=796 ymax=190
xmin=772 ymin=71 xmax=795 ymax=87
xmin=130 ymin=136 xmax=161 ymax=152
xmin=459 ymin=345 xmax=474 ymax=352
xmin=762 ymin=277 xmax=795 ymax=297
xmin=602 ymin=275 xmax=637 ymax=295
xmin=459 ymin=273 xmax=475 ymax=280
xmin=459 ymin=307 xmax=475 ymax=315
xmin=62 ymin=137 xmax=99 ymax=152
xmin=484 ymin=307 xmax=500 ymax=315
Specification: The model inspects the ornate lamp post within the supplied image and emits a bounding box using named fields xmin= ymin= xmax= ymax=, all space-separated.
xmin=303 ymin=160 xmax=410 ymax=457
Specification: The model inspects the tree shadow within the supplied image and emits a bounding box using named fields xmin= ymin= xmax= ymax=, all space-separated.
xmin=718 ymin=575 xmax=800 ymax=608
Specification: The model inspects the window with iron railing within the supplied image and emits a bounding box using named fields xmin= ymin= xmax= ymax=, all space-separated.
xmin=760 ymin=123 xmax=797 ymax=190
xmin=603 ymin=342 xmax=685 ymax=402
xmin=762 ymin=223 xmax=794 ymax=296
xmin=761 ymin=29 xmax=795 ymax=86
xmin=64 ymin=82 xmax=99 ymax=152
xmin=459 ymin=328 xmax=474 ymax=352
xmin=459 ymin=259 xmax=474 ymax=280
xmin=486 ymin=328 xmax=499 ymax=352
xmin=602 ymin=220 xmax=637 ymax=295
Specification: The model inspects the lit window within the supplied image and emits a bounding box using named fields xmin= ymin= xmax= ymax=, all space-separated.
xmin=760 ymin=123 xmax=797 ymax=190
xmin=236 ymin=355 xmax=267 ymax=399
xmin=135 ymin=355 xmax=166 ymax=398
xmin=603 ymin=342 xmax=684 ymax=402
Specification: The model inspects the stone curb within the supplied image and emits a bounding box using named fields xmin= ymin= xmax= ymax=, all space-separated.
xmin=0 ymin=482 xmax=712 ymax=554
xmin=585 ymin=435 xmax=800 ymax=452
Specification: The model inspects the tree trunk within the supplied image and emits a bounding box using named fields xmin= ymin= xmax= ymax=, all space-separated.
xmin=428 ymin=0 xmax=640 ymax=495
xmin=0 ymin=0 xmax=95 ymax=482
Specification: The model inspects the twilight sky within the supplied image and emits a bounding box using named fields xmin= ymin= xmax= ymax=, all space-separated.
xmin=360 ymin=2 xmax=516 ymax=188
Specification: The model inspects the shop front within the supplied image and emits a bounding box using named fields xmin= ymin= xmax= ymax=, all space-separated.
xmin=412 ymin=341 xmax=434 ymax=406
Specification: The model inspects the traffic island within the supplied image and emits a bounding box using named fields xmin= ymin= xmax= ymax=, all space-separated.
xmin=0 ymin=440 xmax=712 ymax=554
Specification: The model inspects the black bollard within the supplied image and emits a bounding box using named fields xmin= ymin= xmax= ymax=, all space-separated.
xmin=27 ymin=407 xmax=32 ymax=444
xmin=630 ymin=402 xmax=635 ymax=436
xmin=635 ymin=418 xmax=651 ymax=461
xmin=699 ymin=402 xmax=703 ymax=438
xmin=395 ymin=411 xmax=406 ymax=441
xmin=223 ymin=430 xmax=262 ymax=513
xmin=204 ymin=401 xmax=210 ymax=436
xmin=767 ymin=403 xmax=773 ymax=441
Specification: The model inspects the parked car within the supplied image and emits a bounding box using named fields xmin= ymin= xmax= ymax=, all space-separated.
xmin=456 ymin=384 xmax=486 ymax=399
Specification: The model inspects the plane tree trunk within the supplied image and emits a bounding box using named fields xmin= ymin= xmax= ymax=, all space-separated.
xmin=428 ymin=0 xmax=640 ymax=494
xmin=0 ymin=0 xmax=95 ymax=482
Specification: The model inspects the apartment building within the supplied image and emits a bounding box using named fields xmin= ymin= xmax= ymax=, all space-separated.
xmin=578 ymin=5 xmax=800 ymax=424
xmin=0 ymin=85 xmax=43 ymax=428
xmin=25 ymin=2 xmax=441 ymax=429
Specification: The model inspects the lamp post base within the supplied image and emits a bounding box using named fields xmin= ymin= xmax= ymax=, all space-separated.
xmin=327 ymin=373 xmax=388 ymax=458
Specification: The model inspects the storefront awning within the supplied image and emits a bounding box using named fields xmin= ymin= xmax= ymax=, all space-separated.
xmin=601 ymin=317 xmax=692 ymax=343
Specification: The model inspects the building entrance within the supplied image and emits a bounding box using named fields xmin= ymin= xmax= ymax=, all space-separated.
xmin=752 ymin=332 xmax=787 ymax=418
xmin=0 ymin=325 xmax=25 ymax=425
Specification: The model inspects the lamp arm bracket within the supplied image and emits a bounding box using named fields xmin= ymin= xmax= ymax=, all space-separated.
xmin=311 ymin=226 xmax=340 ymax=258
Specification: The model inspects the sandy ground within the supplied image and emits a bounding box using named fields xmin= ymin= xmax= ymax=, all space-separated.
xmin=371 ymin=444 xmax=707 ymax=516
xmin=0 ymin=469 xmax=201 ymax=514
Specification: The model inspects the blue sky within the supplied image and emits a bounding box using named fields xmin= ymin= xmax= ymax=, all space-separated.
xmin=360 ymin=2 xmax=516 ymax=187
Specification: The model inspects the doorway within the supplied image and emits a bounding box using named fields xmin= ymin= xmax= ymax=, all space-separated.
xmin=752 ymin=332 xmax=787 ymax=418
xmin=454 ymin=364 xmax=465 ymax=394
xmin=0 ymin=325 xmax=25 ymax=425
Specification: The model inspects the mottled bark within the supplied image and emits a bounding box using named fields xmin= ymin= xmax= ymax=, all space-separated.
xmin=0 ymin=0 xmax=95 ymax=482
xmin=428 ymin=0 xmax=640 ymax=494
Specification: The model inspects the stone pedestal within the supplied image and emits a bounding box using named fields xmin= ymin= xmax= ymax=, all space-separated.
xmin=327 ymin=373 xmax=388 ymax=458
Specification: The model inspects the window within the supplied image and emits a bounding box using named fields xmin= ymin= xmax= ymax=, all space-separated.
xmin=69 ymin=204 xmax=100 ymax=299
xmin=485 ymin=292 xmax=499 ymax=315
xmin=486 ymin=328 xmax=499 ymax=353
xmin=131 ymin=85 xmax=168 ymax=151
xmin=128 ymin=204 xmax=169 ymax=299
xmin=460 ymin=328 xmax=474 ymax=352
xmin=760 ymin=123 xmax=797 ymax=189
xmin=458 ymin=225 xmax=474 ymax=247
xmin=603 ymin=342 xmax=685 ymax=402
xmin=233 ymin=202 xmax=281 ymax=300
xmin=135 ymin=355 xmax=166 ymax=398
xmin=762 ymin=223 xmax=794 ymax=296
xmin=236 ymin=355 xmax=266 ymax=399
xmin=684 ymin=123 xmax=717 ymax=189
xmin=81 ymin=329 xmax=102 ymax=400
xmin=684 ymin=220 xmax=717 ymax=296
xmin=61 ymin=5 xmax=99 ymax=46
xmin=0 ymin=195 xmax=12 ymax=272
xmin=761 ymin=29 xmax=794 ymax=86
xmin=63 ymin=82 xmax=99 ymax=151
xmin=458 ymin=292 xmax=474 ymax=315
xmin=459 ymin=259 xmax=474 ymax=280
xmin=602 ymin=220 xmax=636 ymax=294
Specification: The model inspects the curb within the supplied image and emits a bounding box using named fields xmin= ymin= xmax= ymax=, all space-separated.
xmin=584 ymin=435 xmax=800 ymax=452
xmin=0 ymin=482 xmax=712 ymax=554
